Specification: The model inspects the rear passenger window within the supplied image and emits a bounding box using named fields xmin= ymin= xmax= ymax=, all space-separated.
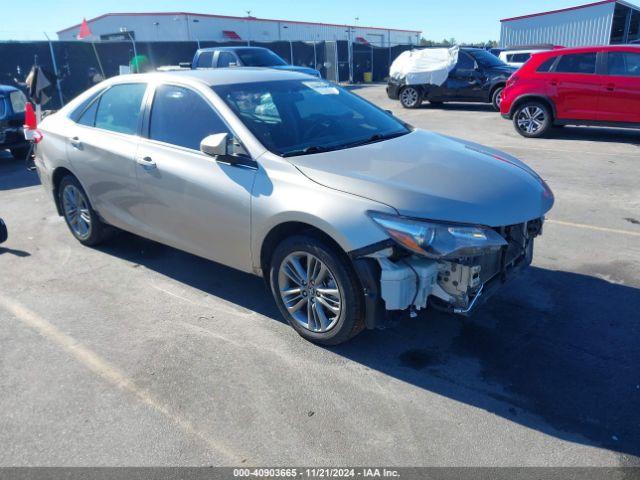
xmin=607 ymin=52 xmax=640 ymax=76
xmin=77 ymin=98 xmax=99 ymax=127
xmin=217 ymin=52 xmax=237 ymax=68
xmin=149 ymin=85 xmax=230 ymax=150
xmin=512 ymin=53 xmax=531 ymax=63
xmin=537 ymin=57 xmax=557 ymax=72
xmin=94 ymin=83 xmax=147 ymax=135
xmin=196 ymin=51 xmax=213 ymax=68
xmin=555 ymin=53 xmax=597 ymax=74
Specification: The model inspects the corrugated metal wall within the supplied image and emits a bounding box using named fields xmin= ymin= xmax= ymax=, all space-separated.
xmin=57 ymin=14 xmax=420 ymax=46
xmin=500 ymin=2 xmax=616 ymax=47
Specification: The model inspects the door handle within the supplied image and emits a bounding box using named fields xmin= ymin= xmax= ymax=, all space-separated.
xmin=136 ymin=156 xmax=156 ymax=169
xmin=69 ymin=136 xmax=82 ymax=148
xmin=606 ymin=83 xmax=615 ymax=91
xmin=550 ymin=79 xmax=558 ymax=86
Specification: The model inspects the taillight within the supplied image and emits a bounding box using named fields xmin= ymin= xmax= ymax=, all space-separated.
xmin=506 ymin=75 xmax=519 ymax=89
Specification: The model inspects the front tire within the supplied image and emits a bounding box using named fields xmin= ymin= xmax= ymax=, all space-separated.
xmin=513 ymin=101 xmax=552 ymax=138
xmin=491 ymin=87 xmax=504 ymax=111
xmin=399 ymin=86 xmax=422 ymax=109
xmin=269 ymin=235 xmax=365 ymax=345
xmin=58 ymin=175 xmax=110 ymax=246
xmin=0 ymin=218 xmax=7 ymax=244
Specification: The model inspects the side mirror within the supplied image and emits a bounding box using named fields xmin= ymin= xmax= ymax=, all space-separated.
xmin=385 ymin=109 xmax=393 ymax=115
xmin=200 ymin=133 xmax=229 ymax=157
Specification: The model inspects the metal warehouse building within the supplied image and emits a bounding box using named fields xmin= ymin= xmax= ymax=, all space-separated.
xmin=57 ymin=12 xmax=421 ymax=46
xmin=500 ymin=0 xmax=640 ymax=47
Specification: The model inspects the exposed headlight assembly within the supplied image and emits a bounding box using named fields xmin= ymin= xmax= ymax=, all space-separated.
xmin=369 ymin=212 xmax=507 ymax=259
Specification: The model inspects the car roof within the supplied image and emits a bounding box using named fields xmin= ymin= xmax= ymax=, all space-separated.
xmin=111 ymin=67 xmax=312 ymax=87
xmin=536 ymin=45 xmax=640 ymax=56
xmin=0 ymin=84 xmax=20 ymax=94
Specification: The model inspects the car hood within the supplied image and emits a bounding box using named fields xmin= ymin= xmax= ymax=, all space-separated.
xmin=289 ymin=129 xmax=554 ymax=227
xmin=271 ymin=65 xmax=320 ymax=77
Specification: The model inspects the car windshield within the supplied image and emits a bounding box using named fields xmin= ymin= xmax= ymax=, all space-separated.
xmin=470 ymin=50 xmax=509 ymax=68
xmin=213 ymin=80 xmax=411 ymax=157
xmin=236 ymin=49 xmax=288 ymax=67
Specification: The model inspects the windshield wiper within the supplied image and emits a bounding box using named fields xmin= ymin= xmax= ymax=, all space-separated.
xmin=281 ymin=131 xmax=409 ymax=158
xmin=282 ymin=145 xmax=331 ymax=158
xmin=338 ymin=131 xmax=409 ymax=150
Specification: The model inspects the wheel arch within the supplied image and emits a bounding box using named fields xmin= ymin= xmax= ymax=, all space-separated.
xmin=51 ymin=167 xmax=77 ymax=216
xmin=490 ymin=82 xmax=506 ymax=98
xmin=259 ymin=221 xmax=354 ymax=281
xmin=509 ymin=95 xmax=556 ymax=120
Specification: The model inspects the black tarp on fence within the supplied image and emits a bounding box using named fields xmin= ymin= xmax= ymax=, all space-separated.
xmin=0 ymin=40 xmax=419 ymax=109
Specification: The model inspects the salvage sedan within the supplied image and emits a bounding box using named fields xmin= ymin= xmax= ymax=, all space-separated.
xmin=34 ymin=69 xmax=553 ymax=345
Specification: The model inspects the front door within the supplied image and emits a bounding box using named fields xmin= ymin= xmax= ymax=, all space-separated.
xmin=442 ymin=51 xmax=485 ymax=101
xmin=600 ymin=50 xmax=640 ymax=124
xmin=549 ymin=52 xmax=604 ymax=121
xmin=135 ymin=83 xmax=256 ymax=271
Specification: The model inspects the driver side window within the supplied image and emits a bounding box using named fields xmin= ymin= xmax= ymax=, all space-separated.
xmin=456 ymin=52 xmax=475 ymax=70
xmin=149 ymin=85 xmax=230 ymax=150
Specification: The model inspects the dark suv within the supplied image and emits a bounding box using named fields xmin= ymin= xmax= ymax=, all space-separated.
xmin=387 ymin=48 xmax=517 ymax=110
xmin=0 ymin=85 xmax=29 ymax=159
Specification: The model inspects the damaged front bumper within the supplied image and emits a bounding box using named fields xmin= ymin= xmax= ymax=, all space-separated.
xmin=351 ymin=218 xmax=543 ymax=329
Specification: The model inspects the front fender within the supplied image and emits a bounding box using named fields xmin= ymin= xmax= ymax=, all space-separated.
xmin=251 ymin=155 xmax=396 ymax=272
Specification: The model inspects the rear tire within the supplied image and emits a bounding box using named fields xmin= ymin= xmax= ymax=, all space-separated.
xmin=513 ymin=101 xmax=552 ymax=138
xmin=58 ymin=175 xmax=111 ymax=246
xmin=399 ymin=86 xmax=422 ymax=109
xmin=491 ymin=87 xmax=504 ymax=111
xmin=269 ymin=235 xmax=365 ymax=345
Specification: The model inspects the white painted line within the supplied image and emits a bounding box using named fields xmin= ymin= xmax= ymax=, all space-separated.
xmin=547 ymin=219 xmax=640 ymax=237
xmin=0 ymin=294 xmax=245 ymax=463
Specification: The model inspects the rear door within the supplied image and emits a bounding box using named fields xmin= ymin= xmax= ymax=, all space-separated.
xmin=548 ymin=51 xmax=604 ymax=120
xmin=65 ymin=82 xmax=148 ymax=232
xmin=135 ymin=83 xmax=256 ymax=270
xmin=600 ymin=50 xmax=640 ymax=124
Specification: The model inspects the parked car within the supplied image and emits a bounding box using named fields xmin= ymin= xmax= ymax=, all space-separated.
xmin=191 ymin=46 xmax=321 ymax=78
xmin=0 ymin=217 xmax=6 ymax=244
xmin=34 ymin=70 xmax=553 ymax=345
xmin=387 ymin=48 xmax=517 ymax=110
xmin=0 ymin=85 xmax=30 ymax=160
xmin=501 ymin=45 xmax=640 ymax=138
xmin=499 ymin=48 xmax=550 ymax=68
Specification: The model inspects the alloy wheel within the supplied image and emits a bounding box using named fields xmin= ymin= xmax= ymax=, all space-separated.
xmin=62 ymin=184 xmax=92 ymax=240
xmin=278 ymin=252 xmax=343 ymax=333
xmin=400 ymin=87 xmax=419 ymax=107
xmin=516 ymin=106 xmax=546 ymax=135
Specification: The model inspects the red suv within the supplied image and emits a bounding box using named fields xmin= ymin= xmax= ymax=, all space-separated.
xmin=500 ymin=46 xmax=640 ymax=138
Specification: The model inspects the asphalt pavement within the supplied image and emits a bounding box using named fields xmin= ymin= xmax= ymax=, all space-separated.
xmin=0 ymin=85 xmax=639 ymax=466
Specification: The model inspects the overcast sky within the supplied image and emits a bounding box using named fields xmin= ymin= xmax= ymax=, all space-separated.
xmin=1 ymin=0 xmax=634 ymax=42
